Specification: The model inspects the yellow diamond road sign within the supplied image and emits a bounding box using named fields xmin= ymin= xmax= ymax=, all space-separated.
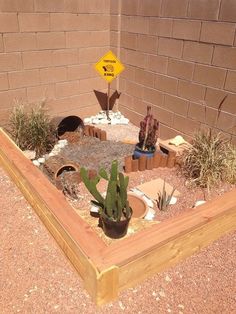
xmin=94 ymin=51 xmax=125 ymax=83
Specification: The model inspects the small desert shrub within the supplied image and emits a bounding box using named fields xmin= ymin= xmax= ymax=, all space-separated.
xmin=181 ymin=130 xmax=236 ymax=190
xmin=9 ymin=102 xmax=56 ymax=157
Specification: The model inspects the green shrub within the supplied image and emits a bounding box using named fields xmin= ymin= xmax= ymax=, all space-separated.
xmin=9 ymin=102 xmax=56 ymax=157
xmin=181 ymin=129 xmax=236 ymax=190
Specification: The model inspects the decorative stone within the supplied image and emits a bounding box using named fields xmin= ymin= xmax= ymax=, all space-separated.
xmin=194 ymin=200 xmax=206 ymax=207
xmin=32 ymin=160 xmax=40 ymax=167
xmin=169 ymin=196 xmax=177 ymax=205
xmin=38 ymin=157 xmax=45 ymax=164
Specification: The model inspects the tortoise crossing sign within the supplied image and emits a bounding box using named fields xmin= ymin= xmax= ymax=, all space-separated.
xmin=94 ymin=51 xmax=125 ymax=83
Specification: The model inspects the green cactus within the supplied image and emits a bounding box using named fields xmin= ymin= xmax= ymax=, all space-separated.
xmin=157 ymin=180 xmax=175 ymax=211
xmin=80 ymin=160 xmax=132 ymax=222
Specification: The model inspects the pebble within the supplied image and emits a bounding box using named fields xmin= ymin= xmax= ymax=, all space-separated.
xmin=32 ymin=160 xmax=40 ymax=167
xmin=194 ymin=200 xmax=206 ymax=207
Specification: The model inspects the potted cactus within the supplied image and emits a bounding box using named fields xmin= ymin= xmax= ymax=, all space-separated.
xmin=80 ymin=160 xmax=133 ymax=239
xmin=134 ymin=105 xmax=159 ymax=159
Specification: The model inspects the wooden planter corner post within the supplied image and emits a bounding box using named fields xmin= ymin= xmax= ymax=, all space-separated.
xmin=0 ymin=127 xmax=236 ymax=306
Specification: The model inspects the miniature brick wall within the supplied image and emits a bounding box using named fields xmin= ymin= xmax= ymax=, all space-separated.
xmin=110 ymin=0 xmax=236 ymax=144
xmin=0 ymin=0 xmax=110 ymax=125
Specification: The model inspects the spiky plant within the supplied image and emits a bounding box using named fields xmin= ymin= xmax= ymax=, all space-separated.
xmin=157 ymin=180 xmax=175 ymax=211
xmin=80 ymin=160 xmax=132 ymax=222
xmin=223 ymin=143 xmax=236 ymax=185
xmin=181 ymin=130 xmax=232 ymax=190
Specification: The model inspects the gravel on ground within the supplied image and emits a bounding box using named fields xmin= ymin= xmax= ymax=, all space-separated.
xmin=1 ymin=166 xmax=236 ymax=314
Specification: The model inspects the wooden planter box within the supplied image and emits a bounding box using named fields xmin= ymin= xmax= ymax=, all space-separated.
xmin=0 ymin=128 xmax=235 ymax=306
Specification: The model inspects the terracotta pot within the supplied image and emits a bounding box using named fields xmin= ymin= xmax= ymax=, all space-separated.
xmin=101 ymin=215 xmax=131 ymax=239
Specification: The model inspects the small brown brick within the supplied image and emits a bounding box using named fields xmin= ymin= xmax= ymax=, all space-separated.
xmin=183 ymin=41 xmax=213 ymax=65
xmin=67 ymin=64 xmax=93 ymax=81
xmin=188 ymin=0 xmax=220 ymax=20
xmin=167 ymin=58 xmax=194 ymax=80
xmin=0 ymin=53 xmax=22 ymax=72
xmin=204 ymin=87 xmax=227 ymax=109
xmin=126 ymin=50 xmax=147 ymax=68
xmin=193 ymin=64 xmax=227 ymax=89
xmin=0 ymin=34 xmax=3 ymax=52
xmin=0 ymin=89 xmax=27 ymax=110
xmin=78 ymin=47 xmax=107 ymax=64
xmin=200 ymin=22 xmax=235 ymax=46
xmin=122 ymin=16 xmax=149 ymax=34
xmin=188 ymin=102 xmax=206 ymax=122
xmin=0 ymin=0 xmax=34 ymax=12
xmin=152 ymin=105 xmax=174 ymax=125
xmin=66 ymin=31 xmax=91 ymax=48
xmin=173 ymin=20 xmax=201 ymax=41
xmin=121 ymin=0 xmax=138 ymax=15
xmin=4 ymin=33 xmax=37 ymax=52
xmin=137 ymin=34 xmax=158 ymax=54
xmin=55 ymin=80 xmax=79 ymax=98
xmin=164 ymin=94 xmax=189 ymax=116
xmin=147 ymin=55 xmax=168 ymax=74
xmin=138 ymin=0 xmax=162 ymax=17
xmin=37 ymin=32 xmax=65 ymax=49
xmin=64 ymin=0 xmax=79 ymax=13
xmin=178 ymin=80 xmax=206 ymax=102
xmin=52 ymin=49 xmax=78 ymax=66
xmin=22 ymin=50 xmax=52 ymax=69
xmin=40 ymin=67 xmax=67 ymax=84
xmin=9 ymin=69 xmax=40 ymax=89
xmin=0 ymin=13 xmax=19 ymax=32
xmin=158 ymin=38 xmax=183 ymax=58
xmin=161 ymin=0 xmax=188 ymax=18
xmin=50 ymin=13 xmax=78 ymax=31
xmin=225 ymin=71 xmax=236 ymax=93
xmin=34 ymin=0 xmax=65 ymax=12
xmin=18 ymin=13 xmax=50 ymax=32
xmin=125 ymin=81 xmax=143 ymax=99
xmin=219 ymin=0 xmax=236 ymax=22
xmin=143 ymin=87 xmax=164 ymax=106
xmin=27 ymin=84 xmax=55 ymax=102
xmin=155 ymin=74 xmax=178 ymax=94
xmin=213 ymin=46 xmax=236 ymax=70
xmin=173 ymin=114 xmax=200 ymax=135
xmin=100 ymin=130 xmax=107 ymax=141
xmin=149 ymin=18 xmax=173 ymax=37
xmin=120 ymin=32 xmax=137 ymax=50
xmin=135 ymin=68 xmax=154 ymax=88
xmin=0 ymin=73 xmax=9 ymax=91
xmin=167 ymin=151 xmax=176 ymax=168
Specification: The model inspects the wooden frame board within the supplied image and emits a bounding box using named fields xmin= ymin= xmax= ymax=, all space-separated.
xmin=0 ymin=127 xmax=236 ymax=306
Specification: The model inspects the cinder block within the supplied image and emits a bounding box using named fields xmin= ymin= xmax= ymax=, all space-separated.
xmin=147 ymin=55 xmax=168 ymax=74
xmin=219 ymin=0 xmax=236 ymax=22
xmin=173 ymin=114 xmax=200 ymax=135
xmin=126 ymin=50 xmax=147 ymax=68
xmin=158 ymin=38 xmax=183 ymax=58
xmin=121 ymin=0 xmax=138 ymax=15
xmin=121 ymin=16 xmax=149 ymax=34
xmin=193 ymin=64 xmax=227 ymax=88
xmin=205 ymin=87 xmax=227 ymax=109
xmin=110 ymin=15 xmax=119 ymax=32
xmin=135 ymin=68 xmax=154 ymax=88
xmin=167 ymin=59 xmax=194 ymax=80
xmin=178 ymin=80 xmax=205 ymax=102
xmin=188 ymin=0 xmax=220 ymax=20
xmin=120 ymin=32 xmax=137 ymax=50
xmin=77 ymin=0 xmax=110 ymax=14
xmin=55 ymin=80 xmax=80 ymax=98
xmin=200 ymin=22 xmax=235 ymax=45
xmin=138 ymin=0 xmax=162 ymax=16
xmin=50 ymin=13 xmax=79 ymax=31
xmin=183 ymin=41 xmax=213 ymax=64
xmin=110 ymin=31 xmax=118 ymax=48
xmin=164 ymin=94 xmax=189 ymax=116
xmin=155 ymin=74 xmax=178 ymax=94
xmin=0 ymin=89 xmax=27 ymax=110
xmin=64 ymin=0 xmax=79 ymax=13
xmin=67 ymin=64 xmax=94 ymax=81
xmin=143 ymin=87 xmax=164 ymax=106
xmin=78 ymin=47 xmax=108 ymax=64
xmin=27 ymin=84 xmax=55 ymax=102
xmin=79 ymin=77 xmax=106 ymax=94
xmin=40 ymin=67 xmax=67 ymax=84
xmin=0 ymin=13 xmax=19 ymax=32
xmin=225 ymin=71 xmax=236 ymax=93
xmin=0 ymin=0 xmax=34 ymax=12
xmin=37 ymin=32 xmax=65 ymax=49
xmin=52 ymin=49 xmax=78 ymax=66
xmin=213 ymin=46 xmax=236 ymax=70
xmin=188 ymin=102 xmax=206 ymax=122
xmin=126 ymin=81 xmax=143 ymax=99
xmin=22 ymin=51 xmax=52 ymax=69
xmin=137 ymin=34 xmax=158 ymax=54
xmin=172 ymin=20 xmax=201 ymax=41
xmin=4 ymin=33 xmax=37 ymax=52
xmin=149 ymin=18 xmax=173 ymax=37
xmin=34 ymin=0 xmax=65 ymax=12
xmin=8 ymin=69 xmax=40 ymax=89
xmin=66 ymin=31 xmax=91 ymax=48
xmin=89 ymin=31 xmax=109 ymax=47
xmin=0 ymin=34 xmax=3 ymax=52
xmin=152 ymin=105 xmax=174 ymax=125
xmin=0 ymin=73 xmax=9 ymax=91
xmin=18 ymin=13 xmax=50 ymax=32
xmin=161 ymin=0 xmax=188 ymax=18
xmin=216 ymin=111 xmax=236 ymax=133
xmin=0 ymin=53 xmax=22 ymax=72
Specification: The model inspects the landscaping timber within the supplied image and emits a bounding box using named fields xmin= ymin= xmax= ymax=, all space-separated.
xmin=0 ymin=127 xmax=235 ymax=306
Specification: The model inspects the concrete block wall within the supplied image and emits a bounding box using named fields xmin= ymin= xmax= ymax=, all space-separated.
xmin=111 ymin=0 xmax=236 ymax=143
xmin=0 ymin=0 xmax=110 ymax=125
